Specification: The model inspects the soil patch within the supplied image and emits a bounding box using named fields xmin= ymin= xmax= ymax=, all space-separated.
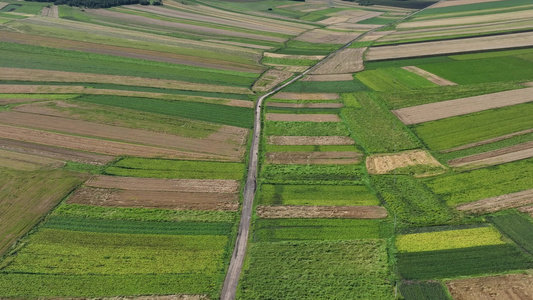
xmin=263 ymin=52 xmax=325 ymax=60
xmin=273 ymin=92 xmax=339 ymax=100
xmin=205 ymin=39 xmax=272 ymax=50
xmin=448 ymin=141 xmax=533 ymax=168
xmin=295 ymin=29 xmax=362 ymax=44
xmin=256 ymin=205 xmax=388 ymax=219
xmin=268 ymin=102 xmax=343 ymax=108
xmin=518 ymin=205 xmax=533 ymax=217
xmin=456 ymin=188 xmax=533 ymax=213
xmin=311 ymin=48 xmax=365 ymax=75
xmin=366 ymin=150 xmax=444 ymax=174
xmin=301 ymin=74 xmax=354 ymax=81
xmin=267 ymin=136 xmax=354 ymax=145
xmin=447 ymin=274 xmax=533 ymax=300
xmin=402 ymin=66 xmax=457 ymax=86
xmin=266 ymin=113 xmax=340 ymax=122
xmin=0 ymin=98 xmax=49 ymax=105
xmin=0 ymin=3 xmax=8 ymax=9
xmin=432 ymin=0 xmax=504 ymax=8
xmin=252 ymin=69 xmax=293 ymax=92
xmin=393 ymin=87 xmax=533 ymax=125
xmin=265 ymin=151 xmax=362 ymax=164
xmin=0 ymin=149 xmax=65 ymax=171
xmin=359 ymin=31 xmax=394 ymax=42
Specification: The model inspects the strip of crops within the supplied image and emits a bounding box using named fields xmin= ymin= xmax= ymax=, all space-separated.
xmin=265 ymin=121 xmax=351 ymax=136
xmin=399 ymin=282 xmax=450 ymax=300
xmin=424 ymin=158 xmax=533 ymax=206
xmin=262 ymin=56 xmax=318 ymax=66
xmin=414 ymin=102 xmax=533 ymax=151
xmin=365 ymin=56 xmax=454 ymax=70
xmin=397 ymin=244 xmax=533 ymax=280
xmin=266 ymin=107 xmax=341 ymax=115
xmin=372 ymin=176 xmax=455 ymax=226
xmin=341 ymin=92 xmax=421 ymax=153
xmin=53 ymin=204 xmax=237 ymax=223
xmin=238 ymin=240 xmax=393 ymax=299
xmin=106 ymin=157 xmax=244 ymax=180
xmin=276 ymin=40 xmax=341 ymax=55
xmin=75 ymin=95 xmax=254 ymax=128
xmin=253 ymin=219 xmax=391 ymax=242
xmin=43 ymin=216 xmax=234 ymax=236
xmin=265 ymin=145 xmax=360 ymax=152
xmin=355 ymin=68 xmax=436 ymax=92
xmin=282 ymin=79 xmax=369 ymax=93
xmin=258 ymin=184 xmax=379 ymax=206
xmin=261 ymin=164 xmax=364 ymax=185
xmin=488 ymin=212 xmax=533 ymax=255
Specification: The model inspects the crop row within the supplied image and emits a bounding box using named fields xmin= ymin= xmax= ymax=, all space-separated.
xmin=399 ymin=281 xmax=450 ymax=300
xmin=355 ymin=67 xmax=436 ymax=92
xmin=282 ymin=79 xmax=369 ymax=93
xmin=261 ymin=164 xmax=364 ymax=185
xmin=488 ymin=212 xmax=533 ymax=255
xmin=265 ymin=121 xmax=351 ymax=136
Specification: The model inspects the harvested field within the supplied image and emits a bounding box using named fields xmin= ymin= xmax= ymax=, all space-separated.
xmin=431 ymin=0 xmax=504 ymax=8
xmin=273 ymin=65 xmax=308 ymax=72
xmin=442 ymin=129 xmax=533 ymax=153
xmin=0 ymin=68 xmax=252 ymax=94
xmin=41 ymin=5 xmax=58 ymax=18
xmin=294 ymin=29 xmax=362 ymax=44
xmin=263 ymin=52 xmax=325 ymax=60
xmin=252 ymin=69 xmax=293 ymax=92
xmin=266 ymin=113 xmax=341 ymax=122
xmin=366 ymin=32 xmax=533 ymax=61
xmin=359 ymin=31 xmax=393 ymax=42
xmin=0 ymin=149 xmax=65 ymax=171
xmin=366 ymin=150 xmax=444 ymax=175
xmin=256 ymin=205 xmax=388 ymax=219
xmin=273 ymin=92 xmax=339 ymax=100
xmin=518 ymin=205 xmax=533 ymax=216
xmin=85 ymin=176 xmax=240 ymax=194
xmin=68 ymin=187 xmax=238 ymax=211
xmin=311 ymin=48 xmax=365 ymax=75
xmin=267 ymin=136 xmax=355 ymax=146
xmin=0 ymin=138 xmax=113 ymax=165
xmin=0 ymin=110 xmax=247 ymax=161
xmin=447 ymin=274 xmax=533 ymax=300
xmin=301 ymin=74 xmax=354 ymax=81
xmin=401 ymin=66 xmax=457 ymax=86
xmin=399 ymin=10 xmax=533 ymax=29
xmin=394 ymin=87 xmax=533 ymax=125
xmin=0 ymin=98 xmax=49 ymax=105
xmin=205 ymin=40 xmax=272 ymax=50
xmin=267 ymin=102 xmax=343 ymax=108
xmin=265 ymin=151 xmax=362 ymax=164
xmin=456 ymin=188 xmax=533 ymax=213
xmin=448 ymin=141 xmax=533 ymax=168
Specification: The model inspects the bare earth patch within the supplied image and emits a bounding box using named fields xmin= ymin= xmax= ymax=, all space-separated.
xmin=256 ymin=205 xmax=388 ymax=219
xmin=366 ymin=150 xmax=444 ymax=175
xmin=273 ymin=92 xmax=339 ymax=100
xmin=359 ymin=30 xmax=394 ymax=42
xmin=265 ymin=151 xmax=362 ymax=164
xmin=366 ymin=32 xmax=533 ymax=61
xmin=518 ymin=205 xmax=533 ymax=217
xmin=266 ymin=113 xmax=340 ymax=122
xmin=393 ymin=87 xmax=533 ymax=125
xmin=301 ymin=74 xmax=354 ymax=81
xmin=263 ymin=52 xmax=325 ymax=60
xmin=311 ymin=48 xmax=365 ymax=75
xmin=447 ymin=274 xmax=533 ymax=300
xmin=252 ymin=69 xmax=293 ymax=92
xmin=432 ymin=0 xmax=505 ymax=8
xmin=268 ymin=136 xmax=354 ymax=145
xmin=402 ymin=66 xmax=457 ymax=86
xmin=456 ymin=188 xmax=533 ymax=213
xmin=442 ymin=129 xmax=533 ymax=153
xmin=0 ymin=98 xmax=50 ymax=105
xmin=205 ymin=39 xmax=272 ymax=50
xmin=0 ymin=149 xmax=65 ymax=171
xmin=295 ymin=29 xmax=362 ymax=44
xmin=0 ymin=2 xmax=8 ymax=9
xmin=268 ymin=102 xmax=343 ymax=108
xmin=448 ymin=141 xmax=533 ymax=168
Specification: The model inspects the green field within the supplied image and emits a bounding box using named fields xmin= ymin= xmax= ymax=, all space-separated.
xmin=355 ymin=67 xmax=437 ymax=92
xmin=265 ymin=144 xmax=360 ymax=152
xmin=276 ymin=40 xmax=341 ymax=55
xmin=282 ymin=79 xmax=369 ymax=93
xmin=265 ymin=121 xmax=351 ymax=136
xmin=261 ymin=164 xmax=364 ymax=185
xmin=489 ymin=212 xmax=533 ymax=256
xmin=399 ymin=282 xmax=451 ymax=300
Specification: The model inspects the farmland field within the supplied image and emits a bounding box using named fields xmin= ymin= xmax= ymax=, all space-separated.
xmin=400 ymin=282 xmax=450 ymax=300
xmin=488 ymin=212 xmax=533 ymax=255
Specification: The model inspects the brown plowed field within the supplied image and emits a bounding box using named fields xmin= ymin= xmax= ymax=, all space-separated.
xmin=295 ymin=29 xmax=362 ymax=44
xmin=449 ymin=141 xmax=533 ymax=168
xmin=256 ymin=205 xmax=388 ymax=219
xmin=518 ymin=205 xmax=533 ymax=217
xmin=85 ymin=176 xmax=240 ymax=194
xmin=442 ymin=129 xmax=533 ymax=153
xmin=0 ymin=110 xmax=246 ymax=161
xmin=273 ymin=92 xmax=339 ymax=100
xmin=0 ymin=124 xmax=215 ymax=160
xmin=432 ymin=0 xmax=504 ymax=8
xmin=455 ymin=188 xmax=533 ymax=213
xmin=311 ymin=48 xmax=365 ymax=75
xmin=0 ymin=98 xmax=49 ymax=105
xmin=265 ymin=151 xmax=362 ymax=164
xmin=0 ymin=138 xmax=114 ymax=165
xmin=366 ymin=150 xmax=444 ymax=174
xmin=393 ymin=87 xmax=533 ymax=125
xmin=266 ymin=113 xmax=340 ymax=122
xmin=0 ymin=67 xmax=251 ymax=94
xmin=366 ymin=32 xmax=533 ymax=61
xmin=267 ymin=136 xmax=354 ymax=145
xmin=447 ymin=274 xmax=533 ymax=300
xmin=402 ymin=66 xmax=456 ymax=86
xmin=267 ymin=102 xmax=343 ymax=108
xmin=301 ymin=74 xmax=354 ymax=81
xmin=68 ymin=187 xmax=238 ymax=211
xmin=0 ymin=149 xmax=65 ymax=171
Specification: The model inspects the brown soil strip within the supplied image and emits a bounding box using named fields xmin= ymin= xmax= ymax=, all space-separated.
xmin=265 ymin=151 xmax=362 ymax=164
xmin=268 ymin=102 xmax=343 ymax=108
xmin=0 ymin=138 xmax=114 ymax=165
xmin=252 ymin=69 xmax=294 ymax=93
xmin=0 ymin=3 xmax=8 ymax=9
xmin=0 ymin=124 xmax=216 ymax=160
xmin=366 ymin=32 xmax=533 ymax=61
xmin=85 ymin=176 xmax=240 ymax=194
xmin=448 ymin=141 xmax=533 ymax=168
xmin=266 ymin=113 xmax=340 ymax=122
xmin=402 ymin=66 xmax=457 ymax=86
xmin=455 ymin=188 xmax=533 ymax=213
xmin=204 ymin=39 xmax=272 ymax=50
xmin=442 ymin=129 xmax=533 ymax=153
xmin=268 ymin=136 xmax=354 ymax=145
xmin=311 ymin=48 xmax=366 ymax=75
xmin=273 ymin=92 xmax=339 ymax=100
xmin=263 ymin=52 xmax=325 ymax=60
xmin=295 ymin=29 xmax=362 ymax=44
xmin=518 ymin=205 xmax=533 ymax=217
xmin=256 ymin=205 xmax=388 ymax=219
xmin=0 ymin=67 xmax=251 ymax=94
xmin=447 ymin=274 xmax=533 ymax=300
xmin=358 ymin=30 xmax=394 ymax=42
xmin=0 ymin=98 xmax=49 ymax=105
xmin=366 ymin=150 xmax=444 ymax=174
xmin=393 ymin=87 xmax=533 ymax=125
xmin=0 ymin=110 xmax=246 ymax=161
xmin=0 ymin=149 xmax=65 ymax=171
xmin=432 ymin=0 xmax=504 ymax=8
xmin=273 ymin=65 xmax=309 ymax=73
xmin=301 ymin=74 xmax=354 ymax=81
xmin=68 ymin=187 xmax=238 ymax=211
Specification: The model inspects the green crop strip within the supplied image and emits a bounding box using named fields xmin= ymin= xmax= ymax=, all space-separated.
xmin=265 ymin=144 xmax=360 ymax=152
xmin=282 ymin=79 xmax=369 ymax=93
xmin=261 ymin=164 xmax=364 ymax=185
xmin=265 ymin=121 xmax=351 ymax=136
xmin=399 ymin=282 xmax=451 ymax=300
xmin=489 ymin=212 xmax=533 ymax=256
xmin=355 ymin=68 xmax=437 ymax=92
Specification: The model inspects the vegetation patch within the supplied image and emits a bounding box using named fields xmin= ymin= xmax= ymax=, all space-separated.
xmin=282 ymin=79 xmax=369 ymax=93
xmin=265 ymin=121 xmax=351 ymax=136
xmin=488 ymin=212 xmax=533 ymax=256
xmin=261 ymin=164 xmax=364 ymax=185
xmin=356 ymin=68 xmax=437 ymax=92
xmin=399 ymin=281 xmax=451 ymax=300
